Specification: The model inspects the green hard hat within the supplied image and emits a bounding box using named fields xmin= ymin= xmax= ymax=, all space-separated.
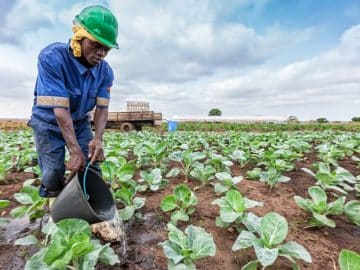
xmin=75 ymin=5 xmax=119 ymax=49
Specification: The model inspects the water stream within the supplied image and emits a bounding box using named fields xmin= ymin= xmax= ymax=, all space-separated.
xmin=114 ymin=211 xmax=128 ymax=259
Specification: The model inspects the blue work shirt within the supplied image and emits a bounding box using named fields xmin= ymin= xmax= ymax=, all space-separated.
xmin=31 ymin=42 xmax=114 ymax=124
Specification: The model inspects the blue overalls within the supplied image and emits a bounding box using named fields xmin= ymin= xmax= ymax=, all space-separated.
xmin=28 ymin=42 xmax=114 ymax=197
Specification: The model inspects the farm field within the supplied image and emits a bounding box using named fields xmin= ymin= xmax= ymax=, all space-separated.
xmin=159 ymin=122 xmax=360 ymax=133
xmin=0 ymin=128 xmax=360 ymax=270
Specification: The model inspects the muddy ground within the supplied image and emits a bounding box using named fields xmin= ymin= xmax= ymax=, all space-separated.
xmin=0 ymin=155 xmax=359 ymax=270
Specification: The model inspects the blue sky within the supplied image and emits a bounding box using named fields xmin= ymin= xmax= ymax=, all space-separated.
xmin=1 ymin=0 xmax=360 ymax=120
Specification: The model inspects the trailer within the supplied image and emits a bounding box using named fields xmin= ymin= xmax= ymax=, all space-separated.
xmin=90 ymin=101 xmax=162 ymax=131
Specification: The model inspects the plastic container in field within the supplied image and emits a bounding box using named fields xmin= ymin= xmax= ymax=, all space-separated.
xmin=168 ymin=121 xmax=178 ymax=132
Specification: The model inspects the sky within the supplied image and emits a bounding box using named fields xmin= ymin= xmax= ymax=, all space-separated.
xmin=1 ymin=0 xmax=360 ymax=121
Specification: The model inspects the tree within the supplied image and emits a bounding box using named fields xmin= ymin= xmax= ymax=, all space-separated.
xmin=208 ymin=108 xmax=222 ymax=116
xmin=287 ymin=116 xmax=299 ymax=123
xmin=351 ymin=117 xmax=360 ymax=122
xmin=316 ymin=118 xmax=328 ymax=123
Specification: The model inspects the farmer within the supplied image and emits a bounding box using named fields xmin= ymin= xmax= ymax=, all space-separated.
xmin=28 ymin=5 xmax=118 ymax=200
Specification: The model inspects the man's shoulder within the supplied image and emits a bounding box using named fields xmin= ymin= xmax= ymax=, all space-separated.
xmin=38 ymin=42 xmax=69 ymax=62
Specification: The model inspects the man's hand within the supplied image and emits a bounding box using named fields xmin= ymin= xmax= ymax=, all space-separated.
xmin=54 ymin=108 xmax=86 ymax=173
xmin=88 ymin=138 xmax=104 ymax=164
xmin=67 ymin=149 xmax=86 ymax=172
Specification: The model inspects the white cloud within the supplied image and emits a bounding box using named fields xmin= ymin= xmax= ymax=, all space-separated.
xmin=107 ymin=0 xmax=314 ymax=84
xmin=0 ymin=0 xmax=359 ymax=121
xmin=0 ymin=0 xmax=56 ymax=44
xmin=193 ymin=24 xmax=360 ymax=120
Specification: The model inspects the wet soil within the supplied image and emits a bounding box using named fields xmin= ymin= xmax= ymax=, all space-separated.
xmin=1 ymin=155 xmax=360 ymax=270
xmin=0 ymin=172 xmax=38 ymax=270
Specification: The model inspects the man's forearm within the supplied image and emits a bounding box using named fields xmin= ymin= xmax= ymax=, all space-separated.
xmin=94 ymin=107 xmax=108 ymax=141
xmin=54 ymin=108 xmax=81 ymax=153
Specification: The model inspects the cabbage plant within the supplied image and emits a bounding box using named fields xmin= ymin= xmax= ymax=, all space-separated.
xmin=213 ymin=172 xmax=243 ymax=194
xmin=212 ymin=189 xmax=262 ymax=228
xmin=344 ymin=200 xmax=360 ymax=226
xmin=258 ymin=168 xmax=291 ymax=189
xmin=25 ymin=218 xmax=119 ymax=270
xmin=168 ymin=150 xmax=206 ymax=182
xmin=317 ymin=143 xmax=345 ymax=166
xmin=100 ymin=156 xmax=136 ymax=189
xmin=229 ymin=149 xmax=249 ymax=168
xmin=138 ymin=168 xmax=168 ymax=191
xmin=205 ymin=152 xmax=233 ymax=174
xmin=161 ymin=223 xmax=216 ymax=269
xmin=302 ymin=163 xmax=357 ymax=195
xmin=11 ymin=184 xmax=48 ymax=221
xmin=114 ymin=186 xmax=145 ymax=221
xmin=190 ymin=163 xmax=216 ymax=190
xmin=232 ymin=212 xmax=312 ymax=269
xmin=246 ymin=167 xmax=262 ymax=180
xmin=294 ymin=186 xmax=345 ymax=228
xmin=161 ymin=184 xmax=197 ymax=224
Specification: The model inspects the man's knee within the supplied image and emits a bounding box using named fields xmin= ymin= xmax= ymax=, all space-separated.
xmin=41 ymin=168 xmax=65 ymax=193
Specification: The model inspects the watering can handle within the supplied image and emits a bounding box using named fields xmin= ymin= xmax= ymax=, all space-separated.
xmin=82 ymin=160 xmax=112 ymax=199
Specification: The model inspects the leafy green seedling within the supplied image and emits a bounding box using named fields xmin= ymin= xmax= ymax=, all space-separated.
xmin=294 ymin=186 xmax=345 ymax=228
xmin=206 ymin=152 xmax=233 ymax=174
xmin=142 ymin=141 xmax=168 ymax=168
xmin=246 ymin=167 xmax=262 ymax=180
xmin=302 ymin=163 xmax=357 ymax=195
xmin=160 ymin=223 xmax=216 ymax=269
xmin=138 ymin=168 xmax=168 ymax=191
xmin=114 ymin=186 xmax=145 ymax=221
xmin=25 ymin=218 xmax=119 ymax=270
xmin=213 ymin=172 xmax=243 ymax=194
xmin=259 ymin=167 xmax=291 ymax=189
xmin=232 ymin=212 xmax=312 ymax=269
xmin=11 ymin=185 xmax=48 ymax=221
xmin=101 ymin=156 xmax=136 ymax=189
xmin=24 ymin=165 xmax=42 ymax=176
xmin=169 ymin=150 xmax=206 ymax=182
xmin=211 ymin=189 xmax=263 ymax=228
xmin=317 ymin=143 xmax=345 ymax=166
xmin=161 ymin=184 xmax=198 ymax=225
xmin=344 ymin=200 xmax=360 ymax=226
xmin=190 ymin=163 xmax=216 ymax=190
xmin=229 ymin=150 xmax=249 ymax=168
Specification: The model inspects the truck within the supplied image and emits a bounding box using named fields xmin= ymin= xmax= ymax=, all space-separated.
xmin=90 ymin=101 xmax=162 ymax=131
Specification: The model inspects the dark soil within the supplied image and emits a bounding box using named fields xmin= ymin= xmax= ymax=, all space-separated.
xmin=0 ymin=172 xmax=38 ymax=270
xmin=1 ymin=155 xmax=360 ymax=270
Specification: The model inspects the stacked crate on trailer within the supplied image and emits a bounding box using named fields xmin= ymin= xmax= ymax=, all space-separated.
xmin=91 ymin=101 xmax=162 ymax=131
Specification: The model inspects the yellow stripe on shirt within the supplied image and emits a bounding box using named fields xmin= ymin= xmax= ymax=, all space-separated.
xmin=36 ymin=96 xmax=70 ymax=107
xmin=96 ymin=97 xmax=109 ymax=107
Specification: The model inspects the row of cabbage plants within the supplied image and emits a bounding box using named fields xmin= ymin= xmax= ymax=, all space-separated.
xmin=1 ymin=129 xmax=360 ymax=269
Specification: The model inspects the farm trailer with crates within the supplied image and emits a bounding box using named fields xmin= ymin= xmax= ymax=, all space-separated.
xmin=90 ymin=101 xmax=162 ymax=131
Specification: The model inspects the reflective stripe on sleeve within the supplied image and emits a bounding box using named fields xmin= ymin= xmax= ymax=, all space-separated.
xmin=36 ymin=96 xmax=69 ymax=107
xmin=96 ymin=97 xmax=109 ymax=107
